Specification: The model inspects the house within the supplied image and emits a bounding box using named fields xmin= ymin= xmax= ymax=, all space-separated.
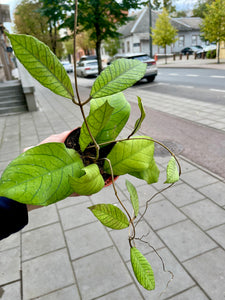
xmin=219 ymin=42 xmax=225 ymax=59
xmin=117 ymin=7 xmax=203 ymax=56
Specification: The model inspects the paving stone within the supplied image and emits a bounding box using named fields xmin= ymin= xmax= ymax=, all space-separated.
xmin=59 ymin=200 xmax=95 ymax=230
xmin=90 ymin=183 xmax=127 ymax=205
xmin=176 ymin=159 xmax=197 ymax=174
xmin=56 ymin=195 xmax=90 ymax=209
xmin=65 ymin=221 xmax=113 ymax=260
xmin=158 ymin=220 xmax=217 ymax=262
xmin=110 ymin=220 xmax=164 ymax=261
xmin=0 ymin=281 xmax=21 ymax=300
xmin=181 ymin=170 xmax=218 ymax=189
xmin=0 ymin=247 xmax=20 ymax=285
xmin=73 ymin=246 xmax=132 ymax=300
xmin=128 ymin=247 xmax=194 ymax=299
xmin=0 ymin=232 xmax=20 ymax=252
xmin=22 ymin=249 xmax=75 ymax=300
xmin=184 ymin=248 xmax=225 ymax=300
xmin=35 ymin=285 xmax=80 ymax=300
xmin=168 ymin=286 xmax=209 ymax=300
xmin=98 ymin=284 xmax=143 ymax=299
xmin=181 ymin=199 xmax=225 ymax=230
xmin=163 ymin=183 xmax=204 ymax=207
xmin=207 ymin=224 xmax=225 ymax=249
xmin=142 ymin=199 xmax=187 ymax=230
xmin=22 ymin=223 xmax=66 ymax=261
xmin=198 ymin=181 xmax=225 ymax=206
xmin=23 ymin=205 xmax=59 ymax=232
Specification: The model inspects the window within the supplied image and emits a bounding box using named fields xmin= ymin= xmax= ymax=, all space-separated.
xmin=178 ymin=35 xmax=184 ymax=47
xmin=127 ymin=41 xmax=130 ymax=52
xmin=133 ymin=43 xmax=140 ymax=47
xmin=122 ymin=42 xmax=125 ymax=53
xmin=192 ymin=35 xmax=197 ymax=45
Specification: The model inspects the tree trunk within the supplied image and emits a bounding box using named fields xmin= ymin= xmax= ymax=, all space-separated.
xmin=96 ymin=40 xmax=102 ymax=74
xmin=165 ymin=46 xmax=167 ymax=64
xmin=217 ymin=42 xmax=220 ymax=64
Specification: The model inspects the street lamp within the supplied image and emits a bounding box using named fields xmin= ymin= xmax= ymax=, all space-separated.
xmin=149 ymin=0 xmax=153 ymax=57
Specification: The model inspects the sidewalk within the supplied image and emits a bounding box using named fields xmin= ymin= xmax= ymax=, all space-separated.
xmin=156 ymin=55 xmax=225 ymax=70
xmin=0 ymin=75 xmax=225 ymax=299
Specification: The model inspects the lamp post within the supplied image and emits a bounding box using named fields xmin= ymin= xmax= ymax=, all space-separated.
xmin=149 ymin=0 xmax=153 ymax=57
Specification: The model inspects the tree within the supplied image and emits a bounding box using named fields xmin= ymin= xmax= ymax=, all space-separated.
xmin=173 ymin=10 xmax=187 ymax=17
xmin=192 ymin=0 xmax=214 ymax=18
xmin=162 ymin=0 xmax=176 ymax=14
xmin=38 ymin=0 xmax=73 ymax=55
xmin=104 ymin=36 xmax=120 ymax=57
xmin=13 ymin=0 xmax=64 ymax=58
xmin=151 ymin=8 xmax=178 ymax=64
xmin=63 ymin=0 xmax=146 ymax=74
xmin=201 ymin=0 xmax=225 ymax=63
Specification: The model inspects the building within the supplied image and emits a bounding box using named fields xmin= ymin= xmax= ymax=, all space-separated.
xmin=117 ymin=7 xmax=203 ymax=56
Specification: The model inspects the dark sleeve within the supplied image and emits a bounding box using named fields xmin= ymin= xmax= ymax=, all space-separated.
xmin=0 ymin=197 xmax=28 ymax=240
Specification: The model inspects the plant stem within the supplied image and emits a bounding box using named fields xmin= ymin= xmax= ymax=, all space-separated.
xmin=73 ymin=0 xmax=99 ymax=159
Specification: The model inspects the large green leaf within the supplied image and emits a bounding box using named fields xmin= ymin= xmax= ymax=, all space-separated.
xmin=79 ymin=101 xmax=114 ymax=152
xmin=90 ymin=92 xmax=130 ymax=144
xmin=165 ymin=156 xmax=179 ymax=184
xmin=125 ymin=180 xmax=139 ymax=217
xmin=6 ymin=33 xmax=74 ymax=99
xmin=130 ymin=247 xmax=155 ymax=290
xmin=104 ymin=136 xmax=154 ymax=175
xmin=88 ymin=204 xmax=129 ymax=229
xmin=90 ymin=58 xmax=146 ymax=98
xmin=0 ymin=143 xmax=84 ymax=205
xmin=69 ymin=164 xmax=104 ymax=195
xmin=129 ymin=158 xmax=160 ymax=184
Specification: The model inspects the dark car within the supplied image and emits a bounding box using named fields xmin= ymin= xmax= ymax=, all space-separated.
xmin=110 ymin=52 xmax=157 ymax=82
xmin=180 ymin=46 xmax=200 ymax=55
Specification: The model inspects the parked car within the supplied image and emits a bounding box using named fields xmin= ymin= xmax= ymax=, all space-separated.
xmin=61 ymin=61 xmax=74 ymax=73
xmin=110 ymin=53 xmax=158 ymax=82
xmin=79 ymin=55 xmax=97 ymax=62
xmin=76 ymin=60 xmax=98 ymax=77
xmin=180 ymin=46 xmax=200 ymax=55
xmin=196 ymin=44 xmax=217 ymax=58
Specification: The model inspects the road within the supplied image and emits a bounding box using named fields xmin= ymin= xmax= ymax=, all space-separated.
xmin=134 ymin=68 xmax=225 ymax=105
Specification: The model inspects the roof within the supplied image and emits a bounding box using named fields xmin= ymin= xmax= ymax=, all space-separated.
xmin=118 ymin=8 xmax=202 ymax=37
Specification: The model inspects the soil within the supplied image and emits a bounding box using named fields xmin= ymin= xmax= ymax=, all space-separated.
xmin=64 ymin=128 xmax=118 ymax=185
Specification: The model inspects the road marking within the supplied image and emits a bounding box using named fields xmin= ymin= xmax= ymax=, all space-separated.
xmin=186 ymin=74 xmax=199 ymax=77
xmin=168 ymin=73 xmax=179 ymax=76
xmin=210 ymin=75 xmax=225 ymax=79
xmin=210 ymin=88 xmax=225 ymax=93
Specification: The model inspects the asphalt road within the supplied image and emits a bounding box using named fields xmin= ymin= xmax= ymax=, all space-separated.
xmin=135 ymin=68 xmax=225 ymax=105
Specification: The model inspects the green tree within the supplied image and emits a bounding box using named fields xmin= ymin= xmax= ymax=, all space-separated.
xmin=201 ymin=0 xmax=225 ymax=63
xmin=38 ymin=0 xmax=73 ymax=55
xmin=151 ymin=8 xmax=178 ymax=64
xmin=13 ymin=0 xmax=64 ymax=58
xmin=173 ymin=10 xmax=187 ymax=17
xmin=104 ymin=36 xmax=120 ymax=57
xmin=64 ymin=0 xmax=145 ymax=73
xmin=192 ymin=0 xmax=214 ymax=18
xmin=162 ymin=0 xmax=176 ymax=14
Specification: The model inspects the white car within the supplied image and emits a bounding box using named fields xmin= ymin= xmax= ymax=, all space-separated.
xmin=61 ymin=61 xmax=74 ymax=73
xmin=110 ymin=52 xmax=158 ymax=82
xmin=76 ymin=60 xmax=98 ymax=77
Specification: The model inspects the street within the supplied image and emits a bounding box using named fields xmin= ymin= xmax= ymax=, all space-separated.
xmin=135 ymin=68 xmax=225 ymax=105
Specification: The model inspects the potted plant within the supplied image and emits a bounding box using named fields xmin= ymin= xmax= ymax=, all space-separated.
xmin=0 ymin=13 xmax=180 ymax=291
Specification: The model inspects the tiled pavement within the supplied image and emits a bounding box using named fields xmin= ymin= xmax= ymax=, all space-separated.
xmin=0 ymin=71 xmax=225 ymax=299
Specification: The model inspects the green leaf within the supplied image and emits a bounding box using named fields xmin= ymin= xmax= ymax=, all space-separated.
xmin=165 ymin=156 xmax=179 ymax=184
xmin=90 ymin=58 xmax=147 ymax=98
xmin=79 ymin=101 xmax=114 ymax=151
xmin=0 ymin=143 xmax=84 ymax=205
xmin=88 ymin=204 xmax=129 ymax=229
xmin=130 ymin=247 xmax=155 ymax=291
xmin=69 ymin=164 xmax=104 ymax=195
xmin=125 ymin=180 xmax=139 ymax=217
xmin=6 ymin=33 xmax=74 ymax=100
xmin=90 ymin=92 xmax=130 ymax=144
xmin=129 ymin=97 xmax=146 ymax=137
xmin=129 ymin=158 xmax=160 ymax=184
xmin=104 ymin=136 xmax=154 ymax=175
